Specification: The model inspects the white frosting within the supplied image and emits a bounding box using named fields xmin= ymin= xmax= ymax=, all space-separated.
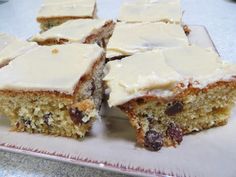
xmin=31 ymin=19 xmax=109 ymax=43
xmin=106 ymin=22 xmax=188 ymax=58
xmin=104 ymin=45 xmax=236 ymax=106
xmin=0 ymin=43 xmax=104 ymax=94
xmin=0 ymin=33 xmax=36 ymax=65
xmin=37 ymin=0 xmax=96 ymax=18
xmin=118 ymin=0 xmax=182 ymax=23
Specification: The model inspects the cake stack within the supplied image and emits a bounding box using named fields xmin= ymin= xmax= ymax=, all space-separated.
xmin=0 ymin=0 xmax=235 ymax=152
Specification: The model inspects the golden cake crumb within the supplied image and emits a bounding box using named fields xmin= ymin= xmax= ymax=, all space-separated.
xmin=51 ymin=48 xmax=59 ymax=54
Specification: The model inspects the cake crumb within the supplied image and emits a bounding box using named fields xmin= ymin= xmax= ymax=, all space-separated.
xmin=51 ymin=48 xmax=59 ymax=54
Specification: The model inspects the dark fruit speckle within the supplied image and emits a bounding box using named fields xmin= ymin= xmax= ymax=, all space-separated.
xmin=69 ymin=107 xmax=84 ymax=125
xmin=22 ymin=119 xmax=31 ymax=126
xmin=16 ymin=122 xmax=20 ymax=128
xmin=91 ymin=81 xmax=96 ymax=95
xmin=165 ymin=101 xmax=183 ymax=116
xmin=43 ymin=112 xmax=52 ymax=125
xmin=166 ymin=123 xmax=183 ymax=144
xmin=144 ymin=130 xmax=163 ymax=151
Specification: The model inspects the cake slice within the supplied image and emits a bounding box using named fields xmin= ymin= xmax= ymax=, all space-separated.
xmin=0 ymin=43 xmax=105 ymax=138
xmin=118 ymin=0 xmax=182 ymax=24
xmin=37 ymin=0 xmax=97 ymax=31
xmin=106 ymin=22 xmax=189 ymax=60
xmin=104 ymin=45 xmax=236 ymax=151
xmin=30 ymin=19 xmax=115 ymax=47
xmin=0 ymin=33 xmax=36 ymax=67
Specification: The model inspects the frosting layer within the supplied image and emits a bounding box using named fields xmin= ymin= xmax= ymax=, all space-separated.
xmin=106 ymin=22 xmax=188 ymax=58
xmin=104 ymin=45 xmax=236 ymax=106
xmin=0 ymin=33 xmax=36 ymax=65
xmin=31 ymin=19 xmax=109 ymax=43
xmin=118 ymin=0 xmax=182 ymax=23
xmin=0 ymin=43 xmax=104 ymax=94
xmin=37 ymin=0 xmax=96 ymax=18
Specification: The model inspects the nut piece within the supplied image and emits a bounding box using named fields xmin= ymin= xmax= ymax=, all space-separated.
xmin=165 ymin=101 xmax=183 ymax=116
xmin=144 ymin=130 xmax=163 ymax=151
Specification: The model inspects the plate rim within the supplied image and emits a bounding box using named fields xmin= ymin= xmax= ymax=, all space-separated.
xmin=0 ymin=142 xmax=175 ymax=177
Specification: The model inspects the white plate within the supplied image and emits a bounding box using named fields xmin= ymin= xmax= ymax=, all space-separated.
xmin=0 ymin=27 xmax=235 ymax=177
xmin=0 ymin=0 xmax=235 ymax=176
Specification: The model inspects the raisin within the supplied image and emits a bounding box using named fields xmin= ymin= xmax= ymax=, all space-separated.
xmin=144 ymin=130 xmax=163 ymax=151
xmin=69 ymin=107 xmax=84 ymax=125
xmin=166 ymin=123 xmax=183 ymax=144
xmin=91 ymin=81 xmax=96 ymax=95
xmin=165 ymin=101 xmax=183 ymax=116
xmin=43 ymin=112 xmax=52 ymax=126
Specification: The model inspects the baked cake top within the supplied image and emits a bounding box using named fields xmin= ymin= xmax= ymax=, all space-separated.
xmin=0 ymin=43 xmax=104 ymax=94
xmin=118 ymin=0 xmax=182 ymax=23
xmin=104 ymin=45 xmax=236 ymax=106
xmin=31 ymin=19 xmax=110 ymax=43
xmin=106 ymin=22 xmax=188 ymax=58
xmin=0 ymin=33 xmax=36 ymax=66
xmin=37 ymin=0 xmax=96 ymax=18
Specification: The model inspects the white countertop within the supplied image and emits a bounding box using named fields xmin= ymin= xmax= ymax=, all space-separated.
xmin=0 ymin=0 xmax=235 ymax=176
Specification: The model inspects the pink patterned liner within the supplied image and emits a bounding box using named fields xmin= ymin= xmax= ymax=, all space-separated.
xmin=0 ymin=142 xmax=188 ymax=177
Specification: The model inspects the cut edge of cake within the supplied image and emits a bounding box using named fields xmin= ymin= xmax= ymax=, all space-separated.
xmin=103 ymin=46 xmax=236 ymax=151
xmin=37 ymin=3 xmax=97 ymax=31
xmin=118 ymin=79 xmax=236 ymax=151
xmin=0 ymin=44 xmax=106 ymax=139
xmin=31 ymin=19 xmax=115 ymax=48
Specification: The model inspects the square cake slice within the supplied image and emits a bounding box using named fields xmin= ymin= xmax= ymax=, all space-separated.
xmin=30 ymin=19 xmax=115 ymax=48
xmin=106 ymin=22 xmax=189 ymax=60
xmin=37 ymin=0 xmax=97 ymax=31
xmin=0 ymin=43 xmax=105 ymax=138
xmin=118 ymin=0 xmax=182 ymax=23
xmin=104 ymin=45 xmax=236 ymax=151
xmin=0 ymin=33 xmax=36 ymax=67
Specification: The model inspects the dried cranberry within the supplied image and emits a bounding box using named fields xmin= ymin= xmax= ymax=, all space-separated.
xmin=144 ymin=130 xmax=163 ymax=151
xmin=69 ymin=107 xmax=84 ymax=125
xmin=166 ymin=123 xmax=183 ymax=144
xmin=165 ymin=101 xmax=183 ymax=116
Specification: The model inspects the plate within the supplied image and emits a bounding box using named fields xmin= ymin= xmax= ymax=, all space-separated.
xmin=1 ymin=27 xmax=235 ymax=177
xmin=0 ymin=1 xmax=236 ymax=177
